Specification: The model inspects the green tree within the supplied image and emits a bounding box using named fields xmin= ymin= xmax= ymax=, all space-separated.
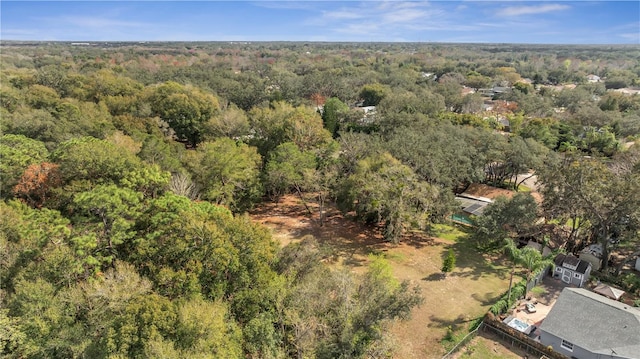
xmin=513 ymin=82 xmax=532 ymax=94
xmin=0 ymin=309 xmax=26 ymax=357
xmin=385 ymin=122 xmax=484 ymax=189
xmin=0 ymin=135 xmax=49 ymax=198
xmin=583 ymin=126 xmax=621 ymax=157
xmin=7 ymin=278 xmax=84 ymax=358
xmin=1 ymin=200 xmax=76 ymax=292
xmin=85 ymin=68 xmax=143 ymax=104
xmin=538 ymin=156 xmax=640 ymax=269
xmin=184 ymin=138 xmax=262 ymax=212
xmin=174 ymin=298 xmax=242 ymax=358
xmin=133 ymin=192 xmax=280 ymax=316
xmin=441 ymin=249 xmax=456 ymax=277
xmin=377 ymin=89 xmax=444 ymax=119
xmin=204 ymin=103 xmax=250 ymax=140
xmin=338 ymin=153 xmax=441 ymax=243
xmin=25 ymin=84 xmax=60 ymax=110
xmin=502 ymin=240 xmax=554 ymax=302
xmin=278 ymin=246 xmax=422 ymax=358
xmin=359 ymin=83 xmax=389 ymax=106
xmin=321 ymin=97 xmax=349 ymax=137
xmin=248 ymin=101 xmax=331 ymax=156
xmin=137 ymin=135 xmax=185 ymax=174
xmin=92 ymin=293 xmax=177 ymax=359
xmin=120 ymin=164 xmax=170 ymax=199
xmin=51 ymin=136 xmax=142 ymax=186
xmin=72 ymin=185 xmax=143 ymax=273
xmin=146 ymin=81 xmax=219 ymax=147
xmin=517 ymin=117 xmax=561 ymax=149
xmin=264 ymin=142 xmax=316 ymax=202
xmin=474 ymin=193 xmax=539 ymax=247
xmin=464 ymin=74 xmax=491 ymax=91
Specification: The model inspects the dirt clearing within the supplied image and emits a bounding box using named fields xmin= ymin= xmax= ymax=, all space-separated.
xmin=251 ymin=195 xmax=513 ymax=358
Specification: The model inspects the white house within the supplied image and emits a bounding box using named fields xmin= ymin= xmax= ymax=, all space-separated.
xmin=586 ymin=74 xmax=601 ymax=83
xmin=552 ymin=254 xmax=592 ymax=287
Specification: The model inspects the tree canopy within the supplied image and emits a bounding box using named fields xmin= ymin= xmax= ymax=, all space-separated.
xmin=2 ymin=41 xmax=640 ymax=358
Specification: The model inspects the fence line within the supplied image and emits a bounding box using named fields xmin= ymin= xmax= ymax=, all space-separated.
xmin=441 ymin=322 xmax=482 ymax=359
xmin=481 ymin=321 xmax=559 ymax=359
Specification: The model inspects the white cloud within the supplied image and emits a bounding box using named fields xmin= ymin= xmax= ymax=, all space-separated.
xmin=60 ymin=16 xmax=150 ymax=29
xmin=2 ymin=28 xmax=38 ymax=36
xmin=250 ymin=1 xmax=321 ymax=11
xmin=335 ymin=22 xmax=381 ymax=35
xmin=311 ymin=1 xmax=445 ymax=39
xmin=382 ymin=8 xmax=429 ymax=23
xmin=619 ymin=32 xmax=640 ymax=42
xmin=322 ymin=10 xmax=365 ymax=20
xmin=497 ymin=4 xmax=570 ymax=17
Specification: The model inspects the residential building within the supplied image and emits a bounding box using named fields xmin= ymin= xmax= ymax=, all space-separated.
xmin=552 ymin=254 xmax=592 ymax=287
xmin=586 ymin=74 xmax=601 ymax=83
xmin=579 ymin=244 xmax=604 ymax=271
xmin=539 ymin=288 xmax=640 ymax=359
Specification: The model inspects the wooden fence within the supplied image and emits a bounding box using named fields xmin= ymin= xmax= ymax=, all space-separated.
xmin=481 ymin=315 xmax=569 ymax=359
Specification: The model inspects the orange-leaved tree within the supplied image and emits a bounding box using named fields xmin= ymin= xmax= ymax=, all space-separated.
xmin=13 ymin=162 xmax=62 ymax=208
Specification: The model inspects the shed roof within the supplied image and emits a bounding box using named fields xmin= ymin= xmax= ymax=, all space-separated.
xmin=593 ymin=284 xmax=625 ymax=301
xmin=554 ymin=253 xmax=591 ymax=274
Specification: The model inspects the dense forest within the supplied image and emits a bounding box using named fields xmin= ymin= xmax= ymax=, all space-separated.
xmin=1 ymin=41 xmax=640 ymax=358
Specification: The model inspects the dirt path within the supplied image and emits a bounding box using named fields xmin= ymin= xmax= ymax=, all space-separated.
xmin=251 ymin=195 xmax=512 ymax=359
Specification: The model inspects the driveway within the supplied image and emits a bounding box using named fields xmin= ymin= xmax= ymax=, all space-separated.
xmin=516 ymin=172 xmax=538 ymax=191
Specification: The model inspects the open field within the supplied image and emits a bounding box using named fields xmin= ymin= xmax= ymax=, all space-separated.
xmin=251 ymin=195 xmax=514 ymax=358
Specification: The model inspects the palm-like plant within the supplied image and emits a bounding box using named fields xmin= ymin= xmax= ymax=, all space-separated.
xmin=502 ymin=239 xmax=555 ymax=303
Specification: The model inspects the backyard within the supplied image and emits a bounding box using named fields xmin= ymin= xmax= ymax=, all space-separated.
xmin=251 ymin=195 xmax=519 ymax=358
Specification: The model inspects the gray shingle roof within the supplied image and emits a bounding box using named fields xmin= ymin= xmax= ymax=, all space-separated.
xmin=540 ymin=288 xmax=640 ymax=358
xmin=554 ymin=254 xmax=591 ymax=274
xmin=575 ymin=260 xmax=591 ymax=274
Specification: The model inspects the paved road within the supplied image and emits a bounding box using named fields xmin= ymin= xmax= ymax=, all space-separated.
xmin=516 ymin=173 xmax=538 ymax=191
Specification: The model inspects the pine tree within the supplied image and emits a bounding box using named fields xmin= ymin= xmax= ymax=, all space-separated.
xmin=441 ymin=249 xmax=456 ymax=277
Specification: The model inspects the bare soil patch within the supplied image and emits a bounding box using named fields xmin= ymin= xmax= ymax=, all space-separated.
xmin=251 ymin=195 xmax=512 ymax=358
xmin=463 ymin=183 xmax=515 ymax=200
xmin=464 ymin=182 xmax=542 ymax=204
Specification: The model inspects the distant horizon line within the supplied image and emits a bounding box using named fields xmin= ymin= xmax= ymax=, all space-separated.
xmin=2 ymin=39 xmax=638 ymax=46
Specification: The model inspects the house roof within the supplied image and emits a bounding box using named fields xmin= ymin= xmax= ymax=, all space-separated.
xmin=540 ymin=288 xmax=640 ymax=358
xmin=525 ymin=241 xmax=552 ymax=257
xmin=581 ymin=243 xmax=603 ymax=259
xmin=554 ymin=253 xmax=591 ymax=274
xmin=593 ymin=284 xmax=625 ymax=301
xmin=454 ymin=195 xmax=491 ymax=216
xmin=461 ymin=183 xmax=514 ymax=200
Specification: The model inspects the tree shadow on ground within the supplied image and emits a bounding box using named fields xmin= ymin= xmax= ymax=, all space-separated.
xmin=423 ymin=272 xmax=446 ymax=281
xmin=403 ymin=230 xmax=438 ymax=249
xmin=471 ymin=291 xmax=503 ymax=306
xmin=428 ymin=314 xmax=478 ymax=332
xmin=445 ymin=237 xmax=510 ymax=282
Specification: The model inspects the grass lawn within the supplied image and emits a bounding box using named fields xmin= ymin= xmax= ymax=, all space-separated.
xmin=251 ymin=197 xmax=512 ymax=359
xmin=530 ymin=286 xmax=547 ymax=296
xmin=454 ymin=334 xmax=522 ymax=359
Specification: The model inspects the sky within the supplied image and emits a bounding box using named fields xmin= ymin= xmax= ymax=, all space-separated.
xmin=1 ymin=1 xmax=639 ymax=44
